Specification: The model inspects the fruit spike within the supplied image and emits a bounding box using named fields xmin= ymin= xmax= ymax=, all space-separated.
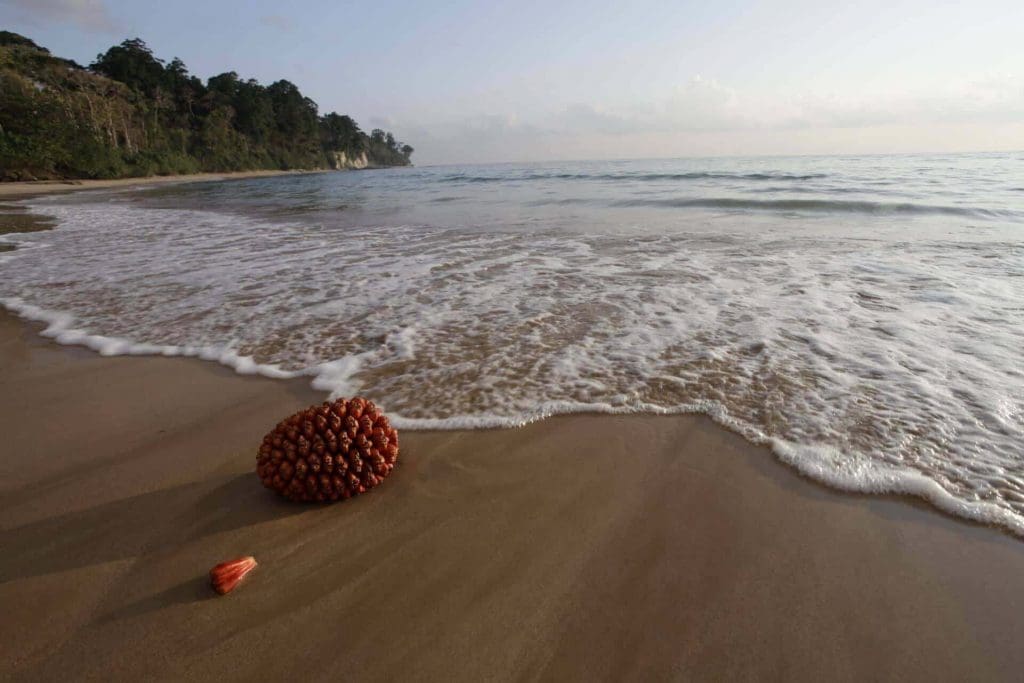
xmin=256 ymin=396 xmax=399 ymax=503
xmin=210 ymin=556 xmax=257 ymax=595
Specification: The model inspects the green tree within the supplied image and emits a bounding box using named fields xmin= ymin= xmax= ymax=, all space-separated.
xmin=1 ymin=31 xmax=413 ymax=180
xmin=320 ymin=113 xmax=365 ymax=153
xmin=91 ymin=38 xmax=166 ymax=97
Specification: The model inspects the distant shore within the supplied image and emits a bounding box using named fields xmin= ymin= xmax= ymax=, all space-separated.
xmin=0 ymin=169 xmax=329 ymax=198
xmin=2 ymin=309 xmax=1024 ymax=680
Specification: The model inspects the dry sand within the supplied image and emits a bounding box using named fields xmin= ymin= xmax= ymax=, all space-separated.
xmin=2 ymin=309 xmax=1024 ymax=681
xmin=0 ymin=169 xmax=326 ymax=198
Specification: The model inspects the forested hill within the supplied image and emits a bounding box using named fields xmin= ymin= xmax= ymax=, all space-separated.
xmin=0 ymin=31 xmax=413 ymax=181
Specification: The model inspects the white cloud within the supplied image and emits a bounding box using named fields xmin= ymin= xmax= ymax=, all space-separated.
xmin=530 ymin=74 xmax=1024 ymax=140
xmin=2 ymin=0 xmax=120 ymax=33
xmin=376 ymin=74 xmax=1024 ymax=164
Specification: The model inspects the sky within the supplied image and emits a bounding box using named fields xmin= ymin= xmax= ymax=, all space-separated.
xmin=2 ymin=0 xmax=1023 ymax=165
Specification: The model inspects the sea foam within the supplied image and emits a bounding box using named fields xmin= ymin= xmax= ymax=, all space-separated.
xmin=3 ymin=154 xmax=1024 ymax=536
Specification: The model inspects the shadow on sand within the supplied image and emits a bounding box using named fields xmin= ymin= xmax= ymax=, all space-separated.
xmin=0 ymin=473 xmax=306 ymax=585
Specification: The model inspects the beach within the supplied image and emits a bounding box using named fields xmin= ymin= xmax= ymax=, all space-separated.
xmin=0 ymin=169 xmax=327 ymax=198
xmin=4 ymin=4 xmax=1023 ymax=679
xmin=3 ymin=308 xmax=1024 ymax=681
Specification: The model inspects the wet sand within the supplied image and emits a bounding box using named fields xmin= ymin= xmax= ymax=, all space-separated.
xmin=0 ymin=169 xmax=326 ymax=198
xmin=2 ymin=309 xmax=1024 ymax=681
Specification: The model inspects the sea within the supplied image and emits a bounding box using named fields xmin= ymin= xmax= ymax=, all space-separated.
xmin=2 ymin=153 xmax=1023 ymax=534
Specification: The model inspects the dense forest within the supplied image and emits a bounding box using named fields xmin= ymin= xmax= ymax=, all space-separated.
xmin=0 ymin=31 xmax=413 ymax=181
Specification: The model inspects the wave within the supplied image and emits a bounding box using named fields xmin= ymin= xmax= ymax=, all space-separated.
xmin=6 ymin=174 xmax=1024 ymax=542
xmin=442 ymin=171 xmax=829 ymax=183
xmin=4 ymin=294 xmax=1024 ymax=539
xmin=0 ymin=297 xmax=304 ymax=379
xmin=610 ymin=197 xmax=1018 ymax=219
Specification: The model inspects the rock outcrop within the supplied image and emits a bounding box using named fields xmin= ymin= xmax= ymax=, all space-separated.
xmin=328 ymin=150 xmax=370 ymax=170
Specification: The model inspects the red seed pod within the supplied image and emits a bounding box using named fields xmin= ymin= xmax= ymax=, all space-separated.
xmin=339 ymin=433 xmax=353 ymax=451
xmin=210 ymin=556 xmax=257 ymax=595
xmin=359 ymin=415 xmax=374 ymax=436
xmin=256 ymin=397 xmax=400 ymax=502
xmin=279 ymin=460 xmax=294 ymax=481
xmin=344 ymin=415 xmax=359 ymax=436
xmin=348 ymin=397 xmax=366 ymax=419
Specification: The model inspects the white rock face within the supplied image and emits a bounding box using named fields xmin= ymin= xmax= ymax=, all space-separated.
xmin=329 ymin=150 xmax=369 ymax=170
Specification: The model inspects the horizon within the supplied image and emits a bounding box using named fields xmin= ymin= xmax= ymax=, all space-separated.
xmin=2 ymin=0 xmax=1022 ymax=165
xmin=410 ymin=148 xmax=1024 ymax=169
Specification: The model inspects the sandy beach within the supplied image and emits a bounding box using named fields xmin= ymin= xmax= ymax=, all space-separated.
xmin=2 ymin=309 xmax=1023 ymax=681
xmin=0 ymin=169 xmax=328 ymax=198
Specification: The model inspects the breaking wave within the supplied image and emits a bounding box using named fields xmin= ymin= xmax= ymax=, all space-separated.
xmin=3 ymin=152 xmax=1024 ymax=537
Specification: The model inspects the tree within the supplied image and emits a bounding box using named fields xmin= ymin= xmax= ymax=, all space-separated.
xmin=206 ymin=71 xmax=241 ymax=107
xmin=165 ymin=58 xmax=204 ymax=119
xmin=320 ymin=112 xmax=365 ymax=152
xmin=1 ymin=31 xmax=413 ymax=180
xmin=233 ymin=79 xmax=274 ymax=143
xmin=91 ymin=38 xmax=166 ymax=97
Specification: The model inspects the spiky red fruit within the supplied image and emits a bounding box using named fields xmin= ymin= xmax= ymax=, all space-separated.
xmin=256 ymin=397 xmax=399 ymax=502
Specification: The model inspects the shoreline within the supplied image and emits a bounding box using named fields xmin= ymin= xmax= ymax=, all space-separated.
xmin=6 ymin=170 xmax=1020 ymax=542
xmin=0 ymin=169 xmax=332 ymax=198
xmin=3 ymin=309 xmax=1024 ymax=679
xmin=3 ymin=294 xmax=1020 ymax=542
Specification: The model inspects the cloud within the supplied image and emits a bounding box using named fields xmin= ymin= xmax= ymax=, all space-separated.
xmin=548 ymin=74 xmax=1024 ymax=136
xmin=379 ymin=73 xmax=1024 ymax=164
xmin=260 ymin=14 xmax=294 ymax=32
xmin=552 ymin=104 xmax=636 ymax=135
xmin=2 ymin=0 xmax=120 ymax=33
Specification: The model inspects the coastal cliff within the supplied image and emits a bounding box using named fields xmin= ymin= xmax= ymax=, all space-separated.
xmin=0 ymin=31 xmax=412 ymax=181
xmin=327 ymin=150 xmax=369 ymax=170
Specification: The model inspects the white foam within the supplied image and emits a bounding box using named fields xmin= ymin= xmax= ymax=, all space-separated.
xmin=1 ymin=297 xmax=303 ymax=381
xmin=3 ymin=173 xmax=1024 ymax=538
xmin=770 ymin=439 xmax=1024 ymax=536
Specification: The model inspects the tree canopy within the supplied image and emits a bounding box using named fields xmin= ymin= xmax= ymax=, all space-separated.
xmin=0 ymin=34 xmax=413 ymax=180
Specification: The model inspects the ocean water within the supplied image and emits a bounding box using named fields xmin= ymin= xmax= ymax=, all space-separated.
xmin=2 ymin=153 xmax=1024 ymax=534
